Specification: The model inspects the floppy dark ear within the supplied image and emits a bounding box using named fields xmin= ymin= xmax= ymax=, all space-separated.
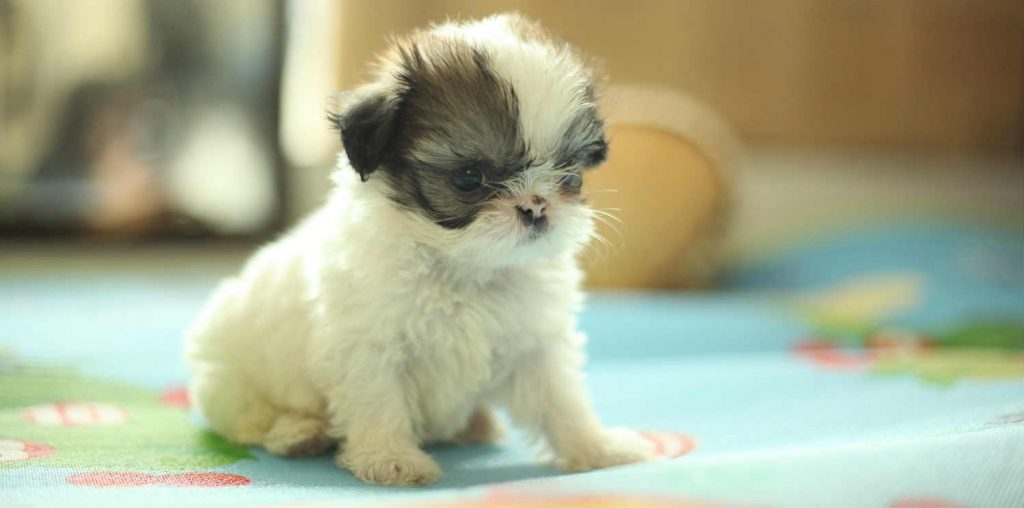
xmin=329 ymin=85 xmax=402 ymax=181
xmin=581 ymin=139 xmax=608 ymax=168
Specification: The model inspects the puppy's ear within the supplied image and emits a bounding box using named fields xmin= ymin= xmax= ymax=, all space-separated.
xmin=329 ymin=84 xmax=403 ymax=181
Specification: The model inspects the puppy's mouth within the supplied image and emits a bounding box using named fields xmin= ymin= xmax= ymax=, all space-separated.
xmin=521 ymin=221 xmax=550 ymax=242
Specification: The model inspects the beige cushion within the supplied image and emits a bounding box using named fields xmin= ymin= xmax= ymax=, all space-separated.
xmin=581 ymin=87 xmax=735 ymax=289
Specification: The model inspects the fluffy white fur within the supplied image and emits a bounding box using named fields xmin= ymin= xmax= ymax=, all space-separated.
xmin=186 ymin=14 xmax=653 ymax=487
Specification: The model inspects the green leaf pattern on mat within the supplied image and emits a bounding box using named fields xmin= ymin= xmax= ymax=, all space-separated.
xmin=870 ymin=321 xmax=1024 ymax=385
xmin=0 ymin=364 xmax=252 ymax=470
xmin=873 ymin=348 xmax=1024 ymax=386
xmin=793 ymin=274 xmax=1024 ymax=384
xmin=937 ymin=320 xmax=1024 ymax=350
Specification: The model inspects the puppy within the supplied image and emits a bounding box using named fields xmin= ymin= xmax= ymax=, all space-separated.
xmin=186 ymin=13 xmax=652 ymax=486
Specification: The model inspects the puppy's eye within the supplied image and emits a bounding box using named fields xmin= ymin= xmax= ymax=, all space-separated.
xmin=559 ymin=172 xmax=583 ymax=193
xmin=452 ymin=166 xmax=484 ymax=192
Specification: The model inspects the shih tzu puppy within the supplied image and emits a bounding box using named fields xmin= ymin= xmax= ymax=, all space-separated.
xmin=186 ymin=13 xmax=652 ymax=486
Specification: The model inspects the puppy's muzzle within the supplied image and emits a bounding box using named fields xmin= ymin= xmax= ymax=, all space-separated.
xmin=516 ymin=196 xmax=548 ymax=228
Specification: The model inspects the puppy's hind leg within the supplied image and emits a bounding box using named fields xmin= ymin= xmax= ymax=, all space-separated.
xmin=264 ymin=413 xmax=333 ymax=457
xmin=190 ymin=367 xmax=278 ymax=446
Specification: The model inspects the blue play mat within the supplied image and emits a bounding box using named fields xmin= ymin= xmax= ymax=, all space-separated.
xmin=2 ymin=219 xmax=1022 ymax=508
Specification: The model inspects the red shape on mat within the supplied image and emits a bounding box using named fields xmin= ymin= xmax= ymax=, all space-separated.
xmin=22 ymin=402 xmax=127 ymax=426
xmin=160 ymin=472 xmax=250 ymax=487
xmin=67 ymin=472 xmax=250 ymax=488
xmin=639 ymin=431 xmax=697 ymax=459
xmin=0 ymin=439 xmax=55 ymax=462
xmin=794 ymin=340 xmax=876 ymax=369
xmin=160 ymin=387 xmax=190 ymax=409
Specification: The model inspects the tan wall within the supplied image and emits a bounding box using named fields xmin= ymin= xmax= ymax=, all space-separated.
xmin=336 ymin=0 xmax=1023 ymax=153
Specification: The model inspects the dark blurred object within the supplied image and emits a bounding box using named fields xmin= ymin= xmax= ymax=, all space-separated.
xmin=0 ymin=0 xmax=285 ymax=238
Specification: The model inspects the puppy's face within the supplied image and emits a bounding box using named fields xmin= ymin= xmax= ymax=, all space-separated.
xmin=332 ymin=14 xmax=606 ymax=266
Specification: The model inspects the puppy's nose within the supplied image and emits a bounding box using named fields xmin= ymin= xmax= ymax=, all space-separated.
xmin=516 ymin=196 xmax=548 ymax=226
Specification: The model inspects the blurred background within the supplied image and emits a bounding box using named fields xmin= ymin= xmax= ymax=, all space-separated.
xmin=1 ymin=0 xmax=1021 ymax=288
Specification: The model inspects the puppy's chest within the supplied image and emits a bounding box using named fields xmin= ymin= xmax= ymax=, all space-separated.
xmin=398 ymin=279 xmax=533 ymax=430
xmin=400 ymin=278 xmax=527 ymax=364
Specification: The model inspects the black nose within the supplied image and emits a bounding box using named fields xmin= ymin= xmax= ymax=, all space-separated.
xmin=516 ymin=206 xmax=549 ymax=228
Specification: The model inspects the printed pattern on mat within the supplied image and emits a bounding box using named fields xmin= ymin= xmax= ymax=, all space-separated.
xmin=0 ymin=365 xmax=251 ymax=471
xmin=67 ymin=472 xmax=250 ymax=488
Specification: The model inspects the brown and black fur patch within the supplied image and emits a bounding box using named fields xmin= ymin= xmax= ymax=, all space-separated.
xmin=330 ymin=16 xmax=607 ymax=230
xmin=379 ymin=35 xmax=530 ymax=229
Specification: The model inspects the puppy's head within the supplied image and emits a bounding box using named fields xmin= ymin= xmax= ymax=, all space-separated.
xmin=331 ymin=14 xmax=606 ymax=266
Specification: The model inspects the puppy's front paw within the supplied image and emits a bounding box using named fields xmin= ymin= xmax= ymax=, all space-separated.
xmin=559 ymin=428 xmax=656 ymax=472
xmin=338 ymin=446 xmax=442 ymax=486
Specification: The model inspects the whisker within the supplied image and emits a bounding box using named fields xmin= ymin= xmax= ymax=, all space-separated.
xmin=582 ymin=229 xmax=615 ymax=266
xmin=591 ymin=208 xmax=623 ymax=224
xmin=591 ymin=215 xmax=625 ymax=248
xmin=591 ymin=207 xmax=625 ymax=244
